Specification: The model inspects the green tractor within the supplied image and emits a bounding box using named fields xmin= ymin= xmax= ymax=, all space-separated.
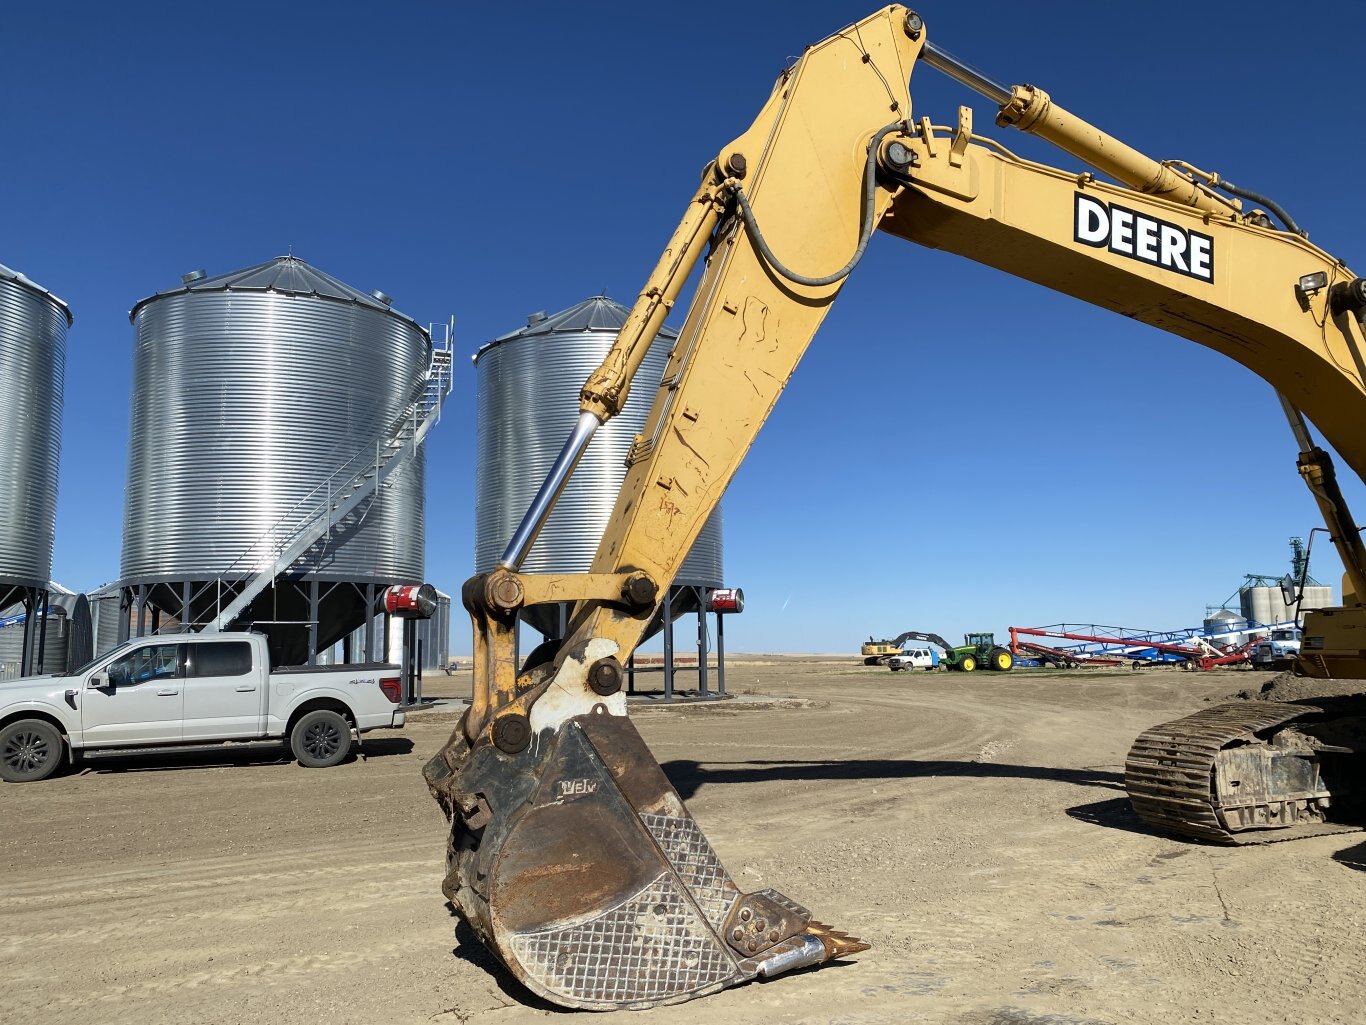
xmin=862 ymin=630 xmax=1014 ymax=672
xmin=943 ymin=632 xmax=1014 ymax=673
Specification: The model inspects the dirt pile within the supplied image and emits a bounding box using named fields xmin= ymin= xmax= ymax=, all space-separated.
xmin=1231 ymin=670 xmax=1366 ymax=703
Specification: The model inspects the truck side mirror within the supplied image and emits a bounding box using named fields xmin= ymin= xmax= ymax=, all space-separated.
xmin=1280 ymin=573 xmax=1300 ymax=607
xmin=88 ymin=673 xmax=112 ymax=690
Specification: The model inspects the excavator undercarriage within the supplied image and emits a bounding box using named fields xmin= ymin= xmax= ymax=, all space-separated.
xmin=1126 ymin=700 xmax=1366 ymax=844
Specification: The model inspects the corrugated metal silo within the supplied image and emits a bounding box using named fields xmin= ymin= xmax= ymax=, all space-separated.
xmin=0 ymin=263 xmax=69 ymax=615
xmin=1202 ymin=607 xmax=1247 ymax=649
xmin=1300 ymin=584 xmax=1334 ymax=614
xmin=87 ymin=583 xmax=124 ymax=658
xmin=1241 ymin=586 xmax=1281 ymax=627
xmin=0 ymin=608 xmax=69 ymax=681
xmin=120 ymin=256 xmax=431 ymax=664
xmin=474 ymin=296 xmax=724 ymax=592
xmin=1240 ymin=584 xmax=1334 ymax=626
xmin=1203 ymin=607 xmax=1243 ymax=637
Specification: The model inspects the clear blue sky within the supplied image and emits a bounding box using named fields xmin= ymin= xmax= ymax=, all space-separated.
xmin=5 ymin=1 xmax=1361 ymax=653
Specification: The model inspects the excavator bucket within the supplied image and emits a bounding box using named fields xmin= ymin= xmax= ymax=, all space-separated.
xmin=424 ymin=709 xmax=866 ymax=1010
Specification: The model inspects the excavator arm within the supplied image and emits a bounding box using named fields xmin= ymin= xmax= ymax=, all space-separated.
xmin=872 ymin=630 xmax=955 ymax=652
xmin=427 ymin=6 xmax=1366 ymax=1010
xmin=893 ymin=631 xmax=954 ymax=651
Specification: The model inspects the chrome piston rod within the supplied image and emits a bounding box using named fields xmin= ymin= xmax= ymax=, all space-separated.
xmin=920 ymin=40 xmax=1012 ymax=106
xmin=1277 ymin=392 xmax=1317 ymax=452
xmin=498 ymin=411 xmax=601 ymax=570
xmin=921 ymin=37 xmax=1232 ymax=216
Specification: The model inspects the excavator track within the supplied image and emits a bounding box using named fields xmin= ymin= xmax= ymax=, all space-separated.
xmin=1125 ymin=702 xmax=1361 ymax=845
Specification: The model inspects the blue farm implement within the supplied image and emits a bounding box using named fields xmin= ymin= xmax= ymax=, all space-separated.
xmin=1009 ymin=624 xmax=1259 ymax=671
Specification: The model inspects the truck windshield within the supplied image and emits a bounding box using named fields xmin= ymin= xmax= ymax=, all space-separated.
xmin=68 ymin=639 xmax=136 ymax=677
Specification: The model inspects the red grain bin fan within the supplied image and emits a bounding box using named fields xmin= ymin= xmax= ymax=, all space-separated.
xmin=384 ymin=583 xmax=437 ymax=705
xmin=385 ymin=583 xmax=438 ymax=619
xmin=707 ymin=588 xmax=744 ymax=614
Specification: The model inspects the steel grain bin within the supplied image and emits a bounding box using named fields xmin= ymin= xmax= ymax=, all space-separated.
xmin=0 ymin=263 xmax=69 ymax=611
xmin=1202 ymin=608 xmax=1246 ymax=647
xmin=474 ymin=296 xmax=723 ymax=586
xmin=122 ymin=256 xmax=428 ymax=585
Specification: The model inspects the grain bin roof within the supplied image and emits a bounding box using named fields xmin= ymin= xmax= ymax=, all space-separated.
xmin=128 ymin=254 xmax=426 ymax=335
xmin=0 ymin=263 xmax=73 ymax=326
xmin=475 ymin=295 xmax=679 ymax=362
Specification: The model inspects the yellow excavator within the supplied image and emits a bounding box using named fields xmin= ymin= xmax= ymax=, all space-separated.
xmin=424 ymin=6 xmax=1366 ymax=1010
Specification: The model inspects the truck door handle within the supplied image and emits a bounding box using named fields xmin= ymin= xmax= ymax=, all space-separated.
xmin=235 ymin=685 xmax=257 ymax=692
xmin=157 ymin=689 xmax=179 ymax=696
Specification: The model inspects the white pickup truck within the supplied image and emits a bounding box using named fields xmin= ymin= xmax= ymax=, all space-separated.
xmin=0 ymin=632 xmax=407 ymax=782
xmin=886 ymin=647 xmax=940 ymax=671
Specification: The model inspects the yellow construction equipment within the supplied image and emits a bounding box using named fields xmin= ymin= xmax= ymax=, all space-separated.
xmin=424 ymin=6 xmax=1366 ymax=1009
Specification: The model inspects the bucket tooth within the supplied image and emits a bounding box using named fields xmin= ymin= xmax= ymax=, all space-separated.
xmin=805 ymin=920 xmax=872 ymax=958
xmin=426 ymin=710 xmax=868 ymax=1009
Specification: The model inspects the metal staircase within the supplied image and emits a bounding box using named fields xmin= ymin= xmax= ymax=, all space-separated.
xmin=206 ymin=322 xmax=454 ymax=632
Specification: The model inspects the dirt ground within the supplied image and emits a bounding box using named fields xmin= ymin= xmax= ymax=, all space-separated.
xmin=3 ymin=659 xmax=1364 ymax=1025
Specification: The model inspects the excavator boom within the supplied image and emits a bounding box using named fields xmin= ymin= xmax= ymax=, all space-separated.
xmin=426 ymin=9 xmax=919 ymax=1008
xmin=892 ymin=631 xmax=954 ymax=651
xmin=428 ymin=6 xmax=1366 ymax=1009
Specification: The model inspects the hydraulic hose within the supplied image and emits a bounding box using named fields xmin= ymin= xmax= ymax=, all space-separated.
xmin=732 ymin=122 xmax=904 ymax=287
xmin=1218 ymin=178 xmax=1306 ymax=238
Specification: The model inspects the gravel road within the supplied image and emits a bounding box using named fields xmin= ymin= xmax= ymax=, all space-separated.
xmin=2 ymin=660 xmax=1362 ymax=1025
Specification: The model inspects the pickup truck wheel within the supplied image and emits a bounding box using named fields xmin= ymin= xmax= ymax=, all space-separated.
xmin=0 ymin=719 xmax=64 ymax=783
xmin=290 ymin=710 xmax=352 ymax=768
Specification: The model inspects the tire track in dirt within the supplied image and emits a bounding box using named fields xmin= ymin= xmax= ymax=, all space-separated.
xmin=0 ymin=867 xmax=436 ymax=950
xmin=0 ymin=836 xmax=435 ymax=909
xmin=4 ymin=939 xmax=421 ymax=1019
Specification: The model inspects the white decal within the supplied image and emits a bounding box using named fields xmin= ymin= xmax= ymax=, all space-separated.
xmin=557 ymin=778 xmax=600 ymax=798
xmin=1074 ymin=193 xmax=1214 ymax=284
